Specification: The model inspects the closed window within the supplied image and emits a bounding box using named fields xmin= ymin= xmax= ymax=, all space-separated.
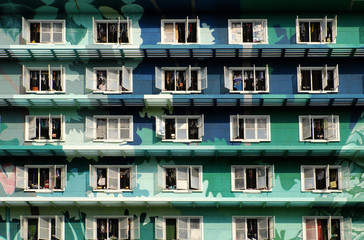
xmin=85 ymin=216 xmax=139 ymax=240
xmin=22 ymin=18 xmax=65 ymax=44
xmin=231 ymin=165 xmax=274 ymax=192
xmin=22 ymin=65 xmax=65 ymax=93
xmin=161 ymin=18 xmax=199 ymax=44
xmin=20 ymin=215 xmax=64 ymax=240
xmin=89 ymin=165 xmax=137 ymax=191
xmin=296 ymin=16 xmax=337 ymax=43
xmin=93 ymin=18 xmax=131 ymax=44
xmin=155 ymin=66 xmax=208 ymax=93
xmin=156 ymin=115 xmax=204 ymax=142
xmin=303 ymin=217 xmax=351 ymax=240
xmin=155 ymin=217 xmax=202 ymax=240
xmin=301 ymin=165 xmax=350 ymax=192
xmin=297 ymin=65 xmax=339 ymax=93
xmin=299 ymin=115 xmax=339 ymax=142
xmin=229 ymin=19 xmax=268 ymax=44
xmin=157 ymin=165 xmax=202 ymax=192
xmin=86 ymin=67 xmax=132 ymax=93
xmin=233 ymin=216 xmax=274 ymax=240
xmin=25 ymin=115 xmax=65 ymax=141
xmin=224 ymin=65 xmax=269 ymax=93
xmin=230 ymin=115 xmax=270 ymax=142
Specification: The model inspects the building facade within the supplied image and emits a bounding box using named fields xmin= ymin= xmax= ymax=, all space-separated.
xmin=0 ymin=0 xmax=364 ymax=239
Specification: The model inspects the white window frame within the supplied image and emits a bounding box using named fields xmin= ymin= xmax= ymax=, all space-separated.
xmin=296 ymin=16 xmax=337 ymax=44
xmin=85 ymin=215 xmax=140 ymax=240
xmin=228 ymin=19 xmax=268 ymax=44
xmin=224 ymin=65 xmax=269 ymax=93
xmin=92 ymin=17 xmax=132 ymax=44
xmin=22 ymin=18 xmax=66 ymax=44
xmin=157 ymin=165 xmax=203 ymax=192
xmin=231 ymin=165 xmax=274 ymax=193
xmin=155 ymin=115 xmax=204 ymax=142
xmin=85 ymin=115 xmax=133 ymax=142
xmin=230 ymin=115 xmax=271 ymax=142
xmin=22 ymin=65 xmax=66 ymax=93
xmin=25 ymin=115 xmax=65 ymax=142
xmin=232 ymin=216 xmax=275 ymax=240
xmin=155 ymin=66 xmax=208 ymax=93
xmin=301 ymin=165 xmax=350 ymax=193
xmin=85 ymin=67 xmax=133 ymax=94
xmin=89 ymin=165 xmax=137 ymax=192
xmin=161 ymin=18 xmax=200 ymax=44
xmin=155 ymin=216 xmax=203 ymax=240
xmin=297 ymin=65 xmax=339 ymax=93
xmin=299 ymin=115 xmax=340 ymax=142
xmin=20 ymin=215 xmax=65 ymax=240
xmin=302 ymin=216 xmax=351 ymax=240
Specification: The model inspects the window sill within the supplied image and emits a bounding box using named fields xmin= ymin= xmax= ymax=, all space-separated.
xmin=93 ymin=189 xmax=133 ymax=193
xmin=26 ymin=91 xmax=65 ymax=94
xmin=26 ymin=139 xmax=65 ymax=143
xmin=162 ymin=139 xmax=202 ymax=143
xmin=229 ymin=91 xmax=269 ymax=94
xmin=162 ymin=190 xmax=202 ymax=193
xmin=229 ymin=42 xmax=268 ymax=44
xmin=296 ymin=41 xmax=336 ymax=44
xmin=24 ymin=189 xmax=63 ymax=192
xmin=94 ymin=42 xmax=132 ymax=45
xmin=93 ymin=139 xmax=133 ymax=143
xmin=161 ymin=91 xmax=201 ymax=94
xmin=160 ymin=42 xmax=200 ymax=45
xmin=232 ymin=189 xmax=272 ymax=193
xmin=298 ymin=90 xmax=338 ymax=94
xmin=231 ymin=139 xmax=270 ymax=143
xmin=309 ymin=190 xmax=342 ymax=193
xmin=92 ymin=91 xmax=132 ymax=94
xmin=301 ymin=139 xmax=339 ymax=142
xmin=26 ymin=42 xmax=66 ymax=45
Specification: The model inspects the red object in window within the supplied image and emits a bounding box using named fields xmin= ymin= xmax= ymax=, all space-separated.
xmin=44 ymin=180 xmax=49 ymax=189
xmin=317 ymin=220 xmax=323 ymax=240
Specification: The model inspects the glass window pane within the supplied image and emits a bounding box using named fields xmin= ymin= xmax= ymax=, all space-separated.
xmin=108 ymin=119 xmax=118 ymax=140
xmin=245 ymin=119 xmax=256 ymax=139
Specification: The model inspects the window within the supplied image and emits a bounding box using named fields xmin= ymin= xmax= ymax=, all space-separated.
xmin=296 ymin=16 xmax=337 ymax=43
xmin=233 ymin=216 xmax=274 ymax=240
xmin=156 ymin=115 xmax=204 ymax=142
xmin=85 ymin=216 xmax=139 ymax=240
xmin=161 ymin=18 xmax=199 ymax=44
xmin=93 ymin=18 xmax=131 ymax=44
xmin=22 ymin=65 xmax=65 ymax=93
xmin=303 ymin=217 xmax=352 ymax=240
xmin=156 ymin=165 xmax=202 ymax=192
xmin=297 ymin=65 xmax=339 ymax=93
xmin=155 ymin=217 xmax=202 ymax=240
xmin=86 ymin=67 xmax=132 ymax=93
xmin=228 ymin=19 xmax=268 ymax=44
xmin=25 ymin=115 xmax=65 ymax=141
xmin=299 ymin=115 xmax=339 ymax=142
xmin=20 ymin=215 xmax=64 ymax=240
xmin=230 ymin=115 xmax=270 ymax=142
xmin=85 ymin=115 xmax=133 ymax=142
xmin=224 ymin=65 xmax=269 ymax=93
xmin=155 ymin=66 xmax=208 ymax=93
xmin=22 ymin=18 xmax=65 ymax=44
xmin=231 ymin=165 xmax=274 ymax=192
xmin=16 ymin=165 xmax=67 ymax=191
xmin=89 ymin=165 xmax=137 ymax=191
xmin=301 ymin=165 xmax=350 ymax=192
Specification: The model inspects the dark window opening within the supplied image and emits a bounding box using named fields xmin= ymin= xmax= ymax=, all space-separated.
xmin=247 ymin=219 xmax=258 ymax=240
xmin=107 ymin=23 xmax=118 ymax=43
xmin=238 ymin=119 xmax=244 ymax=139
xmin=243 ymin=23 xmax=253 ymax=42
xmin=189 ymin=70 xmax=198 ymax=91
xmin=255 ymin=70 xmax=266 ymax=91
xmin=120 ymin=168 xmax=130 ymax=189
xmin=165 ymin=168 xmax=176 ymax=190
xmin=246 ymin=168 xmax=257 ymax=189
xmin=51 ymin=118 xmax=61 ymax=140
xmin=325 ymin=70 xmax=334 ymax=91
xmin=166 ymin=219 xmax=177 ymax=240
xmin=165 ymin=119 xmax=176 ymax=140
xmin=176 ymin=71 xmax=186 ymax=91
xmin=51 ymin=218 xmax=57 ymax=240
xmin=97 ymin=23 xmax=107 ymax=43
xmin=97 ymin=168 xmax=107 ymax=189
xmin=176 ymin=23 xmax=186 ymax=43
xmin=301 ymin=70 xmax=311 ymax=90
xmin=299 ymin=22 xmax=309 ymax=42
xmin=36 ymin=118 xmax=50 ymax=140
xmin=331 ymin=219 xmax=341 ymax=240
xmin=310 ymin=22 xmax=321 ymax=42
xmin=326 ymin=22 xmax=333 ymax=42
xmin=52 ymin=70 xmax=62 ymax=91
xmin=97 ymin=219 xmax=108 ymax=239
xmin=317 ymin=219 xmax=329 ymax=240
xmin=165 ymin=71 xmax=176 ymax=91
xmin=30 ymin=23 xmax=40 ymax=43
xmin=96 ymin=70 xmax=107 ymax=91
xmin=120 ymin=23 xmax=129 ymax=43
xmin=233 ymin=71 xmax=243 ymax=91
xmin=187 ymin=22 xmax=197 ymax=43
xmin=312 ymin=70 xmax=322 ymax=90
xmin=188 ymin=118 xmax=199 ymax=140
xmin=313 ymin=118 xmax=324 ymax=140
xmin=28 ymin=168 xmax=38 ymax=189
xmin=55 ymin=168 xmax=62 ymax=190
xmin=328 ymin=169 xmax=338 ymax=190
xmin=315 ymin=168 xmax=326 ymax=190
xmin=30 ymin=71 xmax=40 ymax=91
xmin=244 ymin=70 xmax=254 ymax=91
xmin=28 ymin=218 xmax=38 ymax=240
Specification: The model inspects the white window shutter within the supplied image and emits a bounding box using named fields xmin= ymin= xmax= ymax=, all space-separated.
xmin=22 ymin=17 xmax=30 ymax=42
xmin=304 ymin=167 xmax=315 ymax=190
xmin=85 ymin=116 xmax=96 ymax=141
xmin=334 ymin=64 xmax=339 ymax=90
xmin=155 ymin=67 xmax=163 ymax=90
xmin=186 ymin=66 xmax=191 ymax=90
xmin=257 ymin=167 xmax=267 ymax=189
xmin=119 ymin=217 xmax=129 ymax=239
xmin=224 ymin=66 xmax=231 ymax=90
xmin=185 ymin=16 xmax=189 ymax=43
xmin=92 ymin=16 xmax=97 ymax=43
xmin=234 ymin=217 xmax=247 ymax=240
xmin=301 ymin=116 xmax=312 ymax=140
xmin=258 ymin=217 xmax=269 ymax=240
xmin=322 ymin=65 xmax=328 ymax=90
xmin=340 ymin=165 xmax=350 ymax=190
xmin=157 ymin=165 xmax=166 ymax=192
xmin=89 ymin=165 xmax=97 ymax=190
xmin=325 ymin=165 xmax=330 ymax=190
xmin=61 ymin=165 xmax=67 ymax=189
xmin=190 ymin=167 xmax=200 ymax=190
xmin=50 ymin=165 xmax=55 ymax=190
xmin=131 ymin=216 xmax=140 ymax=240
xmin=332 ymin=15 xmax=338 ymax=42
xmin=85 ymin=218 xmax=96 ymax=239
xmin=268 ymin=165 xmax=274 ymax=189
xmin=27 ymin=116 xmax=37 ymax=140
xmin=322 ymin=16 xmax=328 ymax=41
xmin=16 ymin=166 xmax=27 ymax=189
xmin=60 ymin=113 xmax=65 ymax=141
xmin=231 ymin=115 xmax=238 ymax=140
xmin=155 ymin=116 xmax=165 ymax=138
xmin=177 ymin=218 xmax=189 ymax=240
xmin=296 ymin=15 xmax=300 ymax=43
xmin=108 ymin=69 xmax=119 ymax=91
xmin=324 ymin=115 xmax=334 ymax=140
xmin=189 ymin=218 xmax=201 ymax=240
xmin=176 ymin=167 xmax=188 ymax=190
xmin=60 ymin=65 xmax=65 ymax=92
xmin=48 ymin=65 xmax=52 ymax=91
xmin=234 ymin=167 xmax=245 ymax=190
xmin=269 ymin=216 xmax=275 ymax=239
xmin=131 ymin=165 xmax=137 ymax=189
xmin=198 ymin=114 xmax=204 ymax=139
xmin=265 ymin=64 xmax=269 ymax=92
xmin=122 ymin=66 xmax=132 ymax=91
xmin=155 ymin=217 xmax=165 ymax=240
xmin=85 ymin=67 xmax=95 ymax=91
xmin=305 ymin=218 xmax=317 ymax=240
xmin=343 ymin=218 xmax=352 ymax=240
xmin=39 ymin=217 xmax=50 ymax=240
xmin=108 ymin=167 xmax=119 ymax=190
xmin=127 ymin=17 xmax=131 ymax=43
xmin=22 ymin=65 xmax=30 ymax=91
xmin=196 ymin=17 xmax=200 ymax=43
xmin=20 ymin=216 xmax=28 ymax=239
xmin=297 ymin=65 xmax=302 ymax=92
xmin=56 ymin=216 xmax=64 ymax=240
xmin=200 ymin=67 xmax=208 ymax=90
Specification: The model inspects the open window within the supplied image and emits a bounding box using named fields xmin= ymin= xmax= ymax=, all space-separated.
xmin=22 ymin=65 xmax=65 ymax=93
xmin=303 ymin=217 xmax=351 ymax=240
xmin=155 ymin=217 xmax=202 ymax=240
xmin=85 ymin=216 xmax=139 ymax=240
xmin=161 ymin=18 xmax=200 ymax=44
xmin=299 ymin=115 xmax=339 ymax=142
xmin=228 ymin=19 xmax=268 ymax=44
xmin=25 ymin=115 xmax=65 ymax=141
xmin=89 ymin=165 xmax=137 ymax=191
xmin=155 ymin=66 xmax=208 ymax=93
xmin=301 ymin=165 xmax=349 ymax=192
xmin=16 ymin=165 xmax=67 ymax=191
xmin=20 ymin=215 xmax=65 ymax=240
xmin=224 ymin=65 xmax=269 ymax=93
xmin=296 ymin=16 xmax=337 ymax=43
xmin=233 ymin=216 xmax=275 ymax=240
xmin=85 ymin=115 xmax=133 ymax=142
xmin=157 ymin=165 xmax=202 ymax=192
xmin=156 ymin=115 xmax=204 ymax=142
xmin=231 ymin=165 xmax=274 ymax=192
xmin=93 ymin=18 xmax=131 ymax=44
xmin=230 ymin=115 xmax=270 ymax=142
xmin=85 ymin=67 xmax=133 ymax=93
xmin=297 ymin=65 xmax=339 ymax=93
xmin=22 ymin=18 xmax=65 ymax=44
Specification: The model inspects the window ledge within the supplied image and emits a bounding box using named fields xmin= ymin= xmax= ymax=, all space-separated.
xmin=94 ymin=42 xmax=132 ymax=45
xmin=162 ymin=139 xmax=202 ymax=143
xmin=232 ymin=189 xmax=272 ymax=193
xmin=93 ymin=139 xmax=133 ymax=143
xmin=298 ymin=90 xmax=338 ymax=94
xmin=26 ymin=139 xmax=65 ymax=143
xmin=92 ymin=91 xmax=132 ymax=94
xmin=161 ymin=91 xmax=201 ymax=94
xmin=26 ymin=91 xmax=66 ymax=94
xmin=160 ymin=42 xmax=200 ymax=45
xmin=301 ymin=139 xmax=339 ymax=142
xmin=296 ymin=42 xmax=336 ymax=44
xmin=311 ymin=190 xmax=342 ymax=193
xmin=231 ymin=139 xmax=270 ymax=143
xmin=93 ymin=189 xmax=133 ymax=193
xmin=24 ymin=189 xmax=53 ymax=192
xmin=229 ymin=42 xmax=268 ymax=45
xmin=26 ymin=42 xmax=66 ymax=45
xmin=229 ymin=91 xmax=269 ymax=94
xmin=162 ymin=190 xmax=202 ymax=193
